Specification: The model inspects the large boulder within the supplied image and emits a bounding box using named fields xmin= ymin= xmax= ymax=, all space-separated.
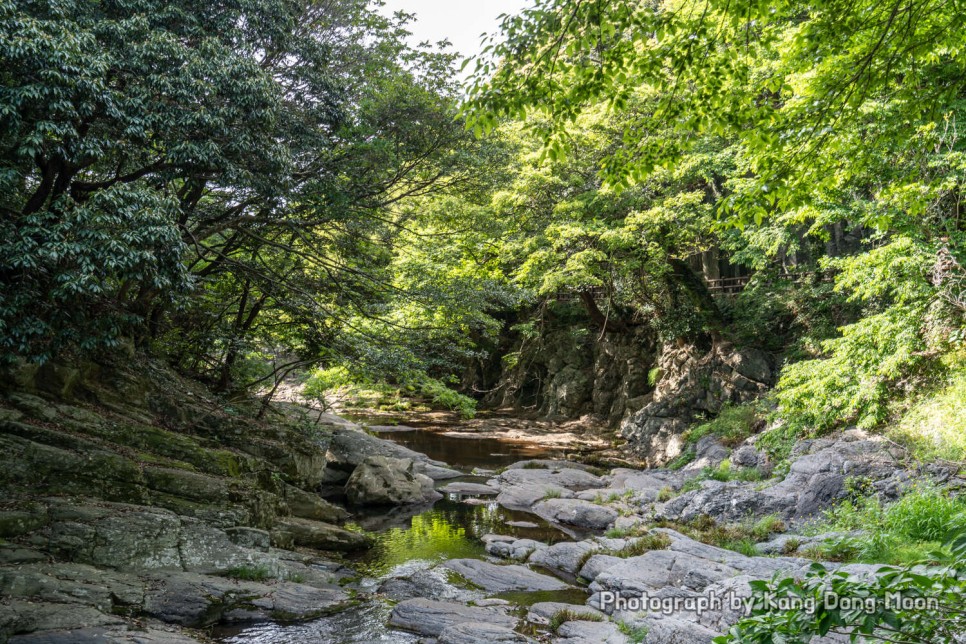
xmin=659 ymin=433 xmax=906 ymax=525
xmin=323 ymin=428 xmax=460 ymax=483
xmin=344 ymin=456 xmax=442 ymax=506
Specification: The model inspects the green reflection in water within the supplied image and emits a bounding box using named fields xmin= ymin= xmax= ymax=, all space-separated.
xmin=495 ymin=587 xmax=592 ymax=608
xmin=347 ymin=499 xmax=569 ymax=577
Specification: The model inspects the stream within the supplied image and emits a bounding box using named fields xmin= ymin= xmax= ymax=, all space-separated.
xmin=215 ymin=415 xmax=595 ymax=643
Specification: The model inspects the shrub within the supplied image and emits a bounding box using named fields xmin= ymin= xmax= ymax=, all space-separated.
xmin=225 ymin=565 xmax=273 ymax=581
xmin=889 ymin=356 xmax=966 ymax=463
xmin=775 ymin=237 xmax=939 ymax=437
xmin=684 ymin=402 xmax=764 ymax=448
xmin=806 ymin=484 xmax=966 ymax=565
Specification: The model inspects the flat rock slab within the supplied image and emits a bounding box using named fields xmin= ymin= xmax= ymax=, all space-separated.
xmin=634 ymin=614 xmax=720 ymax=644
xmin=438 ymin=482 xmax=499 ymax=496
xmin=378 ymin=567 xmax=481 ymax=603
xmin=578 ymin=554 xmax=623 ymax=583
xmin=499 ymin=468 xmax=604 ymax=491
xmin=441 ymin=559 xmax=570 ymax=592
xmin=506 ymin=460 xmax=598 ymax=472
xmin=590 ymin=550 xmax=738 ymax=603
xmin=495 ymin=467 xmax=605 ymax=511
xmin=389 ymin=598 xmax=516 ymax=637
xmin=553 ymin=621 xmax=628 ymax=643
xmin=533 ymin=499 xmax=618 ymax=531
xmin=496 ymin=483 xmax=574 ymax=510
xmin=8 ymin=625 xmax=204 ymax=643
xmin=438 ymin=621 xmax=533 ymax=644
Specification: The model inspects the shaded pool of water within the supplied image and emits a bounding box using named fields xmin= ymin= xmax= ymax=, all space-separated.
xmin=365 ymin=427 xmax=564 ymax=471
xmin=215 ymin=416 xmax=591 ymax=643
xmin=346 ymin=497 xmax=572 ymax=576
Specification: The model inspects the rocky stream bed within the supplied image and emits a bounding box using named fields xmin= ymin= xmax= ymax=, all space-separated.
xmin=0 ymin=362 xmax=962 ymax=643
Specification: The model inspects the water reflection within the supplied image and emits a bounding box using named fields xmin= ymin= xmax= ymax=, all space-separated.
xmin=215 ymin=417 xmax=586 ymax=643
xmin=347 ymin=498 xmax=570 ymax=576
xmin=365 ymin=427 xmax=563 ymax=471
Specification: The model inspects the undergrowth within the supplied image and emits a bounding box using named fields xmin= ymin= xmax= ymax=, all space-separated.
xmin=802 ymin=483 xmax=966 ymax=565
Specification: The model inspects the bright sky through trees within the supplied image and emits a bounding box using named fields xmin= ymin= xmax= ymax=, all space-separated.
xmin=379 ymin=0 xmax=532 ymax=62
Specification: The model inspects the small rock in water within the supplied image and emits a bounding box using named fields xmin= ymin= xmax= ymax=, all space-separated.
xmin=438 ymin=482 xmax=499 ymax=496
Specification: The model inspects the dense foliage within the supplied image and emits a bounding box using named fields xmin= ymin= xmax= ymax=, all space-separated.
xmin=2 ymin=0 xmax=964 ymax=434
xmin=464 ymin=0 xmax=966 ymax=437
xmin=2 ymin=1 xmax=965 ymax=636
xmin=0 ymin=0 xmax=507 ymax=395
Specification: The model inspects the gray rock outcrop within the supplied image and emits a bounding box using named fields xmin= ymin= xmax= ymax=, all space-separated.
xmin=344 ymin=455 xmax=442 ymax=506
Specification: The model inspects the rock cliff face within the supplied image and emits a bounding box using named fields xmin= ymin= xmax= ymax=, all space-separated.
xmin=484 ymin=324 xmax=657 ymax=426
xmin=620 ymin=341 xmax=776 ymax=466
xmin=483 ymin=315 xmax=776 ymax=464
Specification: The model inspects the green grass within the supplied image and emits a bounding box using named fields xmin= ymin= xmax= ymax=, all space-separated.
xmin=666 ymin=449 xmax=695 ymax=470
xmin=615 ymin=533 xmax=673 ymax=557
xmin=655 ymin=514 xmax=786 ymax=553
xmin=720 ymin=538 xmax=760 ymax=556
xmin=889 ymin=362 xmax=966 ymax=464
xmin=684 ymin=402 xmax=764 ymax=448
xmin=803 ymin=483 xmax=966 ymax=564
xmin=703 ymin=459 xmax=764 ymax=483
xmin=605 ymin=525 xmax=647 ymax=539
xmin=542 ymin=488 xmax=563 ymax=500
xmin=679 ymin=478 xmax=703 ymax=494
xmin=549 ymin=608 xmax=605 ymax=632
xmin=595 ymin=490 xmax=634 ymax=504
xmin=225 ymin=564 xmax=273 ymax=581
xmin=576 ymin=531 xmax=672 ymax=572
xmin=617 ymin=620 xmax=649 ymax=643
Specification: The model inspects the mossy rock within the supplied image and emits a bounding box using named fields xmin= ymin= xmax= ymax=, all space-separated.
xmin=0 ymin=509 xmax=49 ymax=538
xmin=143 ymin=466 xmax=231 ymax=505
xmin=0 ymin=431 xmax=149 ymax=504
